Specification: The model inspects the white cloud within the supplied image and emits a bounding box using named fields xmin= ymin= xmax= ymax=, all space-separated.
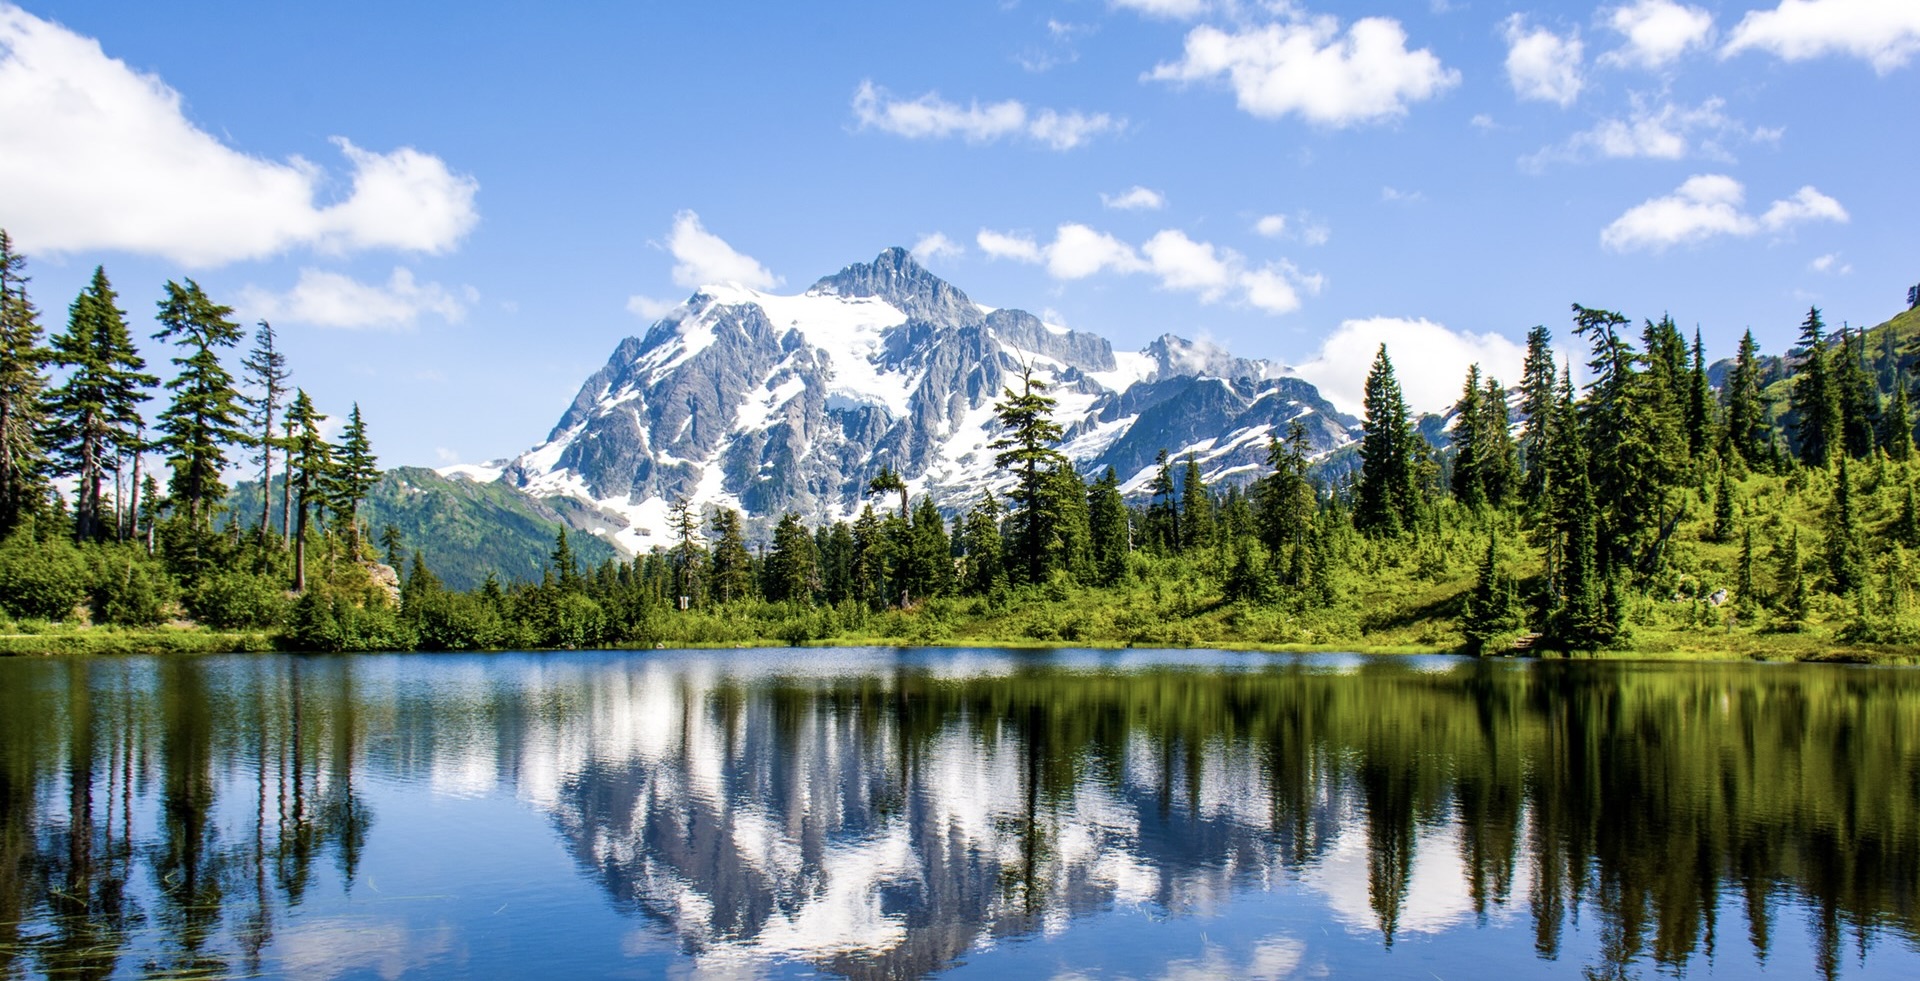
xmin=1380 ymin=186 xmax=1423 ymax=203
xmin=1253 ymin=212 xmax=1330 ymax=244
xmin=1522 ymin=95 xmax=1761 ymax=168
xmin=1255 ymin=214 xmax=1288 ymax=237
xmin=1292 ymin=317 xmax=1532 ymax=414
xmin=978 ymin=222 xmax=1318 ymax=314
xmin=1600 ymin=174 xmax=1847 ymax=252
xmin=664 ymin=211 xmax=780 ymax=290
xmin=1810 ymin=253 xmax=1853 ymax=275
xmin=851 ymin=80 xmax=1120 ymax=150
xmin=1601 ymin=0 xmax=1714 ymax=69
xmin=626 ymin=294 xmax=681 ymax=320
xmin=1146 ymin=13 xmax=1459 ymax=127
xmin=240 ymin=267 xmax=469 ymax=330
xmin=976 ymin=229 xmax=1044 ymax=263
xmin=1723 ymin=0 xmax=1920 ymax=74
xmin=1111 ymin=0 xmax=1212 ymax=18
xmin=0 ymin=5 xmax=478 ymax=267
xmin=1102 ymin=185 xmax=1167 ymax=210
xmin=911 ymin=232 xmax=964 ymax=262
xmin=1502 ymin=16 xmax=1585 ymax=107
xmin=1470 ymin=112 xmax=1499 ymax=130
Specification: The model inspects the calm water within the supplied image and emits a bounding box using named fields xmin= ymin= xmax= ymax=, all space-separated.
xmin=1 ymin=649 xmax=1917 ymax=980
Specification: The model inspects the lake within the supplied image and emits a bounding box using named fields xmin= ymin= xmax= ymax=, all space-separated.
xmin=1 ymin=648 xmax=1916 ymax=979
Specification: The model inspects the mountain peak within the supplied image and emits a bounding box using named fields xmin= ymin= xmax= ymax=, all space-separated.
xmin=810 ymin=247 xmax=978 ymax=325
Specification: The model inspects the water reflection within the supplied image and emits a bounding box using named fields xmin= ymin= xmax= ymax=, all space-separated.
xmin=0 ymin=651 xmax=1917 ymax=979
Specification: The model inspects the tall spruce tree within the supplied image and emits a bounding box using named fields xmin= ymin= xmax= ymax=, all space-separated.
xmin=47 ymin=267 xmax=155 ymax=542
xmin=1258 ymin=420 xmax=1314 ymax=578
xmin=764 ymin=512 xmax=818 ymax=603
xmin=708 ymin=507 xmax=753 ymax=603
xmin=1087 ymin=468 xmax=1129 ymax=586
xmin=1179 ymin=455 xmax=1214 ymax=553
xmin=1723 ymin=329 xmax=1767 ymax=466
xmin=1835 ymin=326 xmax=1878 ymax=460
xmin=1517 ymin=325 xmax=1557 ymax=501
xmin=1476 ymin=373 xmax=1517 ymax=507
xmin=1355 ymin=344 xmax=1419 ymax=535
xmin=1826 ymin=455 xmax=1863 ymax=595
xmin=238 ymin=320 xmax=291 ymax=539
xmin=286 ymin=389 xmax=331 ymax=592
xmin=1686 ymin=328 xmax=1714 ymax=459
xmin=0 ymin=231 xmax=51 ymax=536
xmin=1882 ymin=370 xmax=1915 ymax=461
xmin=1790 ymin=306 xmax=1840 ymax=467
xmin=1145 ymin=449 xmax=1179 ymax=553
xmin=1449 ymin=364 xmax=1485 ymax=508
xmin=991 ymin=365 xmax=1065 ymax=583
xmin=326 ymin=403 xmax=379 ymax=560
xmin=962 ymin=492 xmax=1004 ymax=594
xmin=153 ymin=279 xmax=246 ymax=529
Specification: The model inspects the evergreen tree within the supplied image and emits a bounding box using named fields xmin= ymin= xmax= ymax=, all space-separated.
xmin=0 ymin=231 xmax=52 ymax=536
xmin=1354 ymin=345 xmax=1419 ymax=535
xmin=1449 ymin=364 xmax=1485 ymax=508
xmin=286 ymin=389 xmax=332 ymax=592
xmin=238 ymin=320 xmax=291 ymax=539
xmin=991 ymin=365 xmax=1065 ymax=583
xmin=1901 ymin=485 xmax=1920 ymax=550
xmin=327 ymin=403 xmax=379 ymax=560
xmin=1723 ymin=330 xmax=1767 ymax=466
xmin=764 ymin=512 xmax=818 ymax=603
xmin=550 ymin=529 xmax=583 ymax=592
xmin=1476 ymin=374 xmax=1517 ymax=507
xmin=1826 ymin=456 xmax=1863 ymax=595
xmin=380 ymin=524 xmax=405 ymax=570
xmin=1790 ymin=306 xmax=1839 ymax=467
xmin=1039 ymin=461 xmax=1093 ymax=581
xmin=668 ymin=497 xmax=703 ymax=605
xmin=47 ymin=266 xmax=155 ymax=542
xmin=1460 ymin=531 xmax=1510 ymax=654
xmin=1258 ymin=420 xmax=1314 ymax=577
xmin=153 ymin=279 xmax=246 ymax=529
xmin=1517 ymin=325 xmax=1557 ymax=500
xmin=1835 ymin=326 xmax=1878 ymax=460
xmin=1178 ymin=455 xmax=1214 ymax=553
xmin=906 ymin=496 xmax=953 ymax=600
xmin=1145 ymin=449 xmax=1179 ymax=553
xmin=709 ymin=507 xmax=754 ymax=603
xmin=1686 ymin=328 xmax=1714 ymax=459
xmin=1087 ymin=467 xmax=1129 ymax=586
xmin=851 ymin=504 xmax=886 ymax=606
xmin=962 ymin=492 xmax=1004 ymax=595
xmin=867 ymin=465 xmax=909 ymax=520
xmin=1737 ymin=524 xmax=1756 ymax=605
xmin=1880 ymin=369 xmax=1914 ymax=462
xmin=820 ymin=521 xmax=856 ymax=605
xmin=1712 ymin=469 xmax=1736 ymax=543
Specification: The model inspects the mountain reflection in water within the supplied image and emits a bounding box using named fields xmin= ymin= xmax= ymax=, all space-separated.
xmin=1 ymin=649 xmax=1917 ymax=980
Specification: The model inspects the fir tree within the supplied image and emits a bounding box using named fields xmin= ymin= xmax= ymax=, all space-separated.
xmin=852 ymin=504 xmax=886 ymax=606
xmin=1258 ymin=420 xmax=1314 ymax=577
xmin=1178 ymin=455 xmax=1214 ymax=552
xmin=0 ymin=230 xmax=52 ymax=536
xmin=239 ymin=320 xmax=291 ymax=539
xmin=1835 ymin=326 xmax=1878 ymax=460
xmin=907 ymin=496 xmax=954 ymax=600
xmin=1789 ymin=306 xmax=1839 ymax=467
xmin=327 ymin=403 xmax=379 ymax=560
xmin=1737 ymin=524 xmax=1756 ymax=605
xmin=286 ymin=389 xmax=331 ymax=592
xmin=1355 ymin=344 xmax=1419 ymax=535
xmin=962 ymin=492 xmax=1004 ymax=594
xmin=668 ymin=497 xmax=703 ymax=605
xmin=1087 ymin=467 xmax=1129 ymax=586
xmin=1477 ymin=374 xmax=1517 ymax=507
xmin=764 ymin=512 xmax=818 ymax=603
xmin=1461 ymin=531 xmax=1509 ymax=654
xmin=380 ymin=524 xmax=405 ymax=570
xmin=1040 ymin=461 xmax=1093 ymax=581
xmin=1899 ymin=484 xmax=1920 ymax=550
xmin=991 ymin=365 xmax=1065 ymax=583
xmin=1880 ymin=369 xmax=1914 ymax=461
xmin=1723 ymin=330 xmax=1767 ymax=466
xmin=1449 ymin=364 xmax=1485 ymax=508
xmin=1517 ymin=324 xmax=1557 ymax=500
xmin=47 ymin=266 xmax=155 ymax=542
xmin=1827 ymin=456 xmax=1863 ymax=595
xmin=153 ymin=279 xmax=246 ymax=529
xmin=709 ymin=507 xmax=754 ymax=603
xmin=1686 ymin=328 xmax=1714 ymax=459
xmin=550 ymin=529 xmax=582 ymax=592
xmin=1146 ymin=449 xmax=1179 ymax=553
xmin=1712 ymin=469 xmax=1736 ymax=543
xmin=867 ymin=465 xmax=908 ymax=520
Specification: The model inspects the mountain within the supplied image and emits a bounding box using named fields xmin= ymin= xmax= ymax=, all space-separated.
xmin=457 ymin=248 xmax=1358 ymax=553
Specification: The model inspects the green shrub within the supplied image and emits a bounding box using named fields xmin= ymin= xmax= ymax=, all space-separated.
xmin=0 ymin=527 xmax=88 ymax=621
xmin=190 ymin=570 xmax=290 ymax=629
xmin=89 ymin=546 xmax=175 ymax=627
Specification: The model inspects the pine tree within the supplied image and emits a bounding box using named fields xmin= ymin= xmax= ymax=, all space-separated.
xmin=1178 ymin=455 xmax=1214 ymax=552
xmin=47 ymin=267 xmax=155 ymax=542
xmin=1900 ymin=484 xmax=1920 ymax=550
xmin=1449 ymin=364 xmax=1484 ymax=508
xmin=1790 ymin=307 xmax=1839 ymax=467
xmin=286 ymin=389 xmax=332 ymax=592
xmin=1355 ymin=344 xmax=1419 ymax=535
xmin=1461 ymin=531 xmax=1509 ymax=654
xmin=1517 ymin=325 xmax=1557 ymax=501
xmin=1477 ymin=374 xmax=1517 ymax=507
xmin=668 ymin=497 xmax=703 ymax=605
xmin=550 ymin=528 xmax=582 ymax=592
xmin=1737 ymin=524 xmax=1756 ymax=605
xmin=239 ymin=320 xmax=291 ymax=539
xmin=1880 ymin=369 xmax=1914 ymax=462
xmin=962 ymin=492 xmax=1004 ymax=595
xmin=327 ymin=404 xmax=379 ymax=560
xmin=867 ymin=465 xmax=908 ymax=520
xmin=991 ymin=365 xmax=1065 ymax=583
xmin=153 ymin=279 xmax=246 ymax=529
xmin=1146 ymin=449 xmax=1179 ymax=553
xmin=1723 ymin=330 xmax=1767 ymax=466
xmin=907 ymin=496 xmax=953 ymax=600
xmin=709 ymin=507 xmax=754 ymax=603
xmin=1686 ymin=328 xmax=1714 ymax=459
xmin=1826 ymin=456 xmax=1863 ymax=595
xmin=1835 ymin=326 xmax=1878 ymax=460
xmin=1258 ymin=420 xmax=1314 ymax=578
xmin=1712 ymin=469 xmax=1736 ymax=543
xmin=380 ymin=524 xmax=405 ymax=570
xmin=764 ymin=512 xmax=818 ymax=603
xmin=0 ymin=230 xmax=52 ymax=536
xmin=852 ymin=504 xmax=886 ymax=606
xmin=1040 ymin=461 xmax=1093 ymax=581
xmin=1087 ymin=467 xmax=1129 ymax=586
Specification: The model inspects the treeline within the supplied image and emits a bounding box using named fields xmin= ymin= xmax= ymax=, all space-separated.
xmin=0 ymin=231 xmax=389 ymax=635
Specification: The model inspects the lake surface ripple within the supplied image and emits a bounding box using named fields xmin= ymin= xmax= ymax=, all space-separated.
xmin=1 ymin=648 xmax=1917 ymax=979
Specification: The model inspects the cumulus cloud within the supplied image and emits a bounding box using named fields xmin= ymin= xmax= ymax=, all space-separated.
xmin=239 ymin=268 xmax=470 ymax=330
xmin=626 ymin=294 xmax=682 ymax=320
xmin=0 ymin=5 xmax=478 ymax=267
xmin=1502 ymin=16 xmax=1585 ymax=107
xmin=851 ymin=80 xmax=1121 ymax=150
xmin=1292 ymin=317 xmax=1533 ymax=415
xmin=1723 ymin=0 xmax=1920 ymax=74
xmin=1522 ymin=95 xmax=1765 ymax=168
xmin=977 ymin=222 xmax=1319 ymax=314
xmin=1253 ymin=212 xmax=1330 ymax=244
xmin=911 ymin=231 xmax=964 ymax=262
xmin=1102 ymin=185 xmax=1167 ymax=210
xmin=1600 ymin=174 xmax=1847 ymax=252
xmin=1254 ymin=214 xmax=1288 ymax=237
xmin=1110 ymin=0 xmax=1211 ymax=18
xmin=1146 ymin=12 xmax=1459 ymax=127
xmin=664 ymin=211 xmax=780 ymax=290
xmin=1601 ymin=0 xmax=1714 ymax=69
xmin=1810 ymin=252 xmax=1853 ymax=275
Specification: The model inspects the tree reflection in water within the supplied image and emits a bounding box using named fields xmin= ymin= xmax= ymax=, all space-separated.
xmin=0 ymin=651 xmax=1914 ymax=980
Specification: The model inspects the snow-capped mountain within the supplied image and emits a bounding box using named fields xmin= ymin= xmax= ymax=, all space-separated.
xmin=454 ymin=248 xmax=1356 ymax=553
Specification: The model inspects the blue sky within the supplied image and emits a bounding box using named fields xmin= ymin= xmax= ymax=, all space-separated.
xmin=3 ymin=0 xmax=1916 ymax=468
